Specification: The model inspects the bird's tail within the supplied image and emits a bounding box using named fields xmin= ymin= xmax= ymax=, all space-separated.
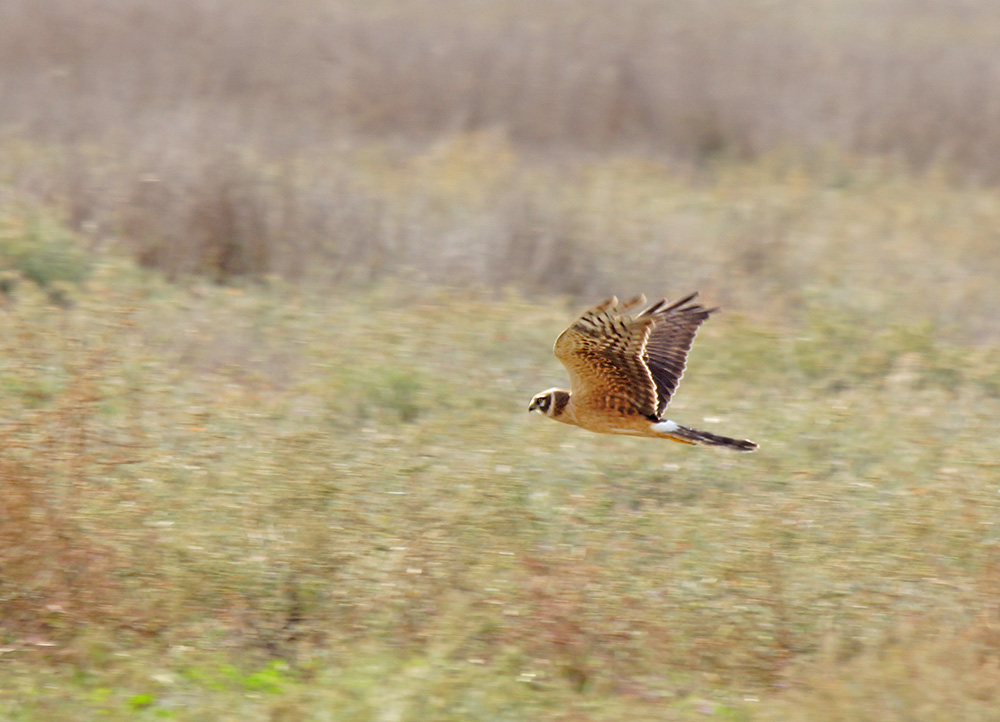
xmin=669 ymin=424 xmax=757 ymax=452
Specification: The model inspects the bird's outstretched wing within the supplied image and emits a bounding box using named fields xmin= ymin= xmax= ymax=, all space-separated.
xmin=553 ymin=295 xmax=659 ymax=418
xmin=553 ymin=293 xmax=716 ymax=420
xmin=638 ymin=293 xmax=717 ymax=417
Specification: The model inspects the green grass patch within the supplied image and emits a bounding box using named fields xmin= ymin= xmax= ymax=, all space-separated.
xmin=0 ymin=210 xmax=90 ymax=288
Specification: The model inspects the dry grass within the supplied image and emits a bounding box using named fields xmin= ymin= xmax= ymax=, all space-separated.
xmin=3 ymin=0 xmax=1000 ymax=300
xmin=1 ymin=211 xmax=999 ymax=718
xmin=4 ymin=137 xmax=1000 ymax=343
xmin=0 ymin=280 xmax=148 ymax=645
xmin=3 ymin=1 xmax=1000 ymax=716
xmin=4 ymin=0 xmax=1000 ymax=169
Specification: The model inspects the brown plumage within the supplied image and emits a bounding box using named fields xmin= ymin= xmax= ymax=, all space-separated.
xmin=528 ymin=293 xmax=756 ymax=451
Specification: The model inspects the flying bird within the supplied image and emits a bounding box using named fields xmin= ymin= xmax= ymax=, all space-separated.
xmin=528 ymin=293 xmax=756 ymax=451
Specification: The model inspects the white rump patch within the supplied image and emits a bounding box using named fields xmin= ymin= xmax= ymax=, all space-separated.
xmin=652 ymin=420 xmax=679 ymax=433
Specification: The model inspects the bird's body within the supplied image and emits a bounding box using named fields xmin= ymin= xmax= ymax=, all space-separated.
xmin=528 ymin=294 xmax=756 ymax=451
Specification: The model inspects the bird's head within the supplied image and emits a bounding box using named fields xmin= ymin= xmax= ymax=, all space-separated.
xmin=528 ymin=388 xmax=570 ymax=417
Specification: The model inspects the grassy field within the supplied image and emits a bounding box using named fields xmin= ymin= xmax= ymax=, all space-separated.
xmin=3 ymin=0 xmax=1000 ymax=718
xmin=2 ymin=187 xmax=1000 ymax=719
xmin=5 ymin=0 xmax=1000 ymax=294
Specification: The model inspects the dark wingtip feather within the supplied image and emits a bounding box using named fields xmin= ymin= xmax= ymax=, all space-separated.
xmin=664 ymin=291 xmax=699 ymax=311
xmin=640 ymin=292 xmax=718 ymax=320
xmin=638 ymin=298 xmax=667 ymax=317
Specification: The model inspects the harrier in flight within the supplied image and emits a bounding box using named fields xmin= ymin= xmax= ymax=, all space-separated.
xmin=528 ymin=294 xmax=756 ymax=451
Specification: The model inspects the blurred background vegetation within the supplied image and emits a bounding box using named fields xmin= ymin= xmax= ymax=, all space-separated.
xmin=1 ymin=0 xmax=999 ymax=719
xmin=1 ymin=0 xmax=999 ymax=334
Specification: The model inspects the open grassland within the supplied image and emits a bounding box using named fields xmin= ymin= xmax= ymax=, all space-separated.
xmin=4 ymin=0 xmax=1000 ymax=301
xmin=2 ymin=199 xmax=1000 ymax=719
xmin=6 ymin=0 xmax=1000 ymax=174
xmin=4 ymin=136 xmax=1000 ymax=342
xmin=3 ymin=1 xmax=1000 ymax=716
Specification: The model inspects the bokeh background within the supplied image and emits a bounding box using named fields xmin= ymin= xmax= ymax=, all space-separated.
xmin=2 ymin=1 xmax=999 ymax=719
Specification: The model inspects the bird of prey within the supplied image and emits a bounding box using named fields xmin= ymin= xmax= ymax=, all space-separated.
xmin=528 ymin=293 xmax=756 ymax=451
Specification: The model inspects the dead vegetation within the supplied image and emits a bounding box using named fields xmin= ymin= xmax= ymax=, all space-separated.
xmin=2 ymin=1 xmax=1000 ymax=718
xmin=0 ymin=250 xmax=998 ymax=718
xmin=5 ymin=0 xmax=1000 ymax=169
xmin=3 ymin=0 xmax=1000 ymax=299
